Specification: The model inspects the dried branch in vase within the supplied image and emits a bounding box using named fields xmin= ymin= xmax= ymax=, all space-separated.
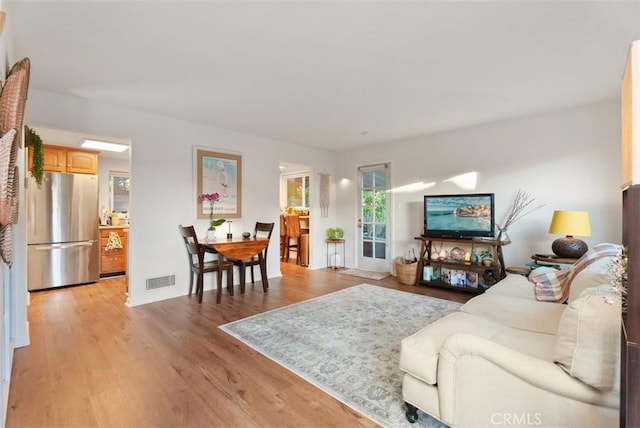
xmin=499 ymin=189 xmax=544 ymax=231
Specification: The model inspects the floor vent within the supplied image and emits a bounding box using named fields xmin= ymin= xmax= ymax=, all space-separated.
xmin=146 ymin=274 xmax=176 ymax=290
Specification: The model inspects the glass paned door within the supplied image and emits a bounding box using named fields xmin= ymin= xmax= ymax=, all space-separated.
xmin=358 ymin=164 xmax=389 ymax=271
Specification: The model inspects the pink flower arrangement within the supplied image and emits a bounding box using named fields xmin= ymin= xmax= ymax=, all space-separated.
xmin=605 ymin=246 xmax=628 ymax=314
xmin=198 ymin=192 xmax=220 ymax=204
xmin=198 ymin=193 xmax=225 ymax=230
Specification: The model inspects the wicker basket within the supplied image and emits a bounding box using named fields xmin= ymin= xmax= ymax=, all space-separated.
xmin=395 ymin=257 xmax=418 ymax=285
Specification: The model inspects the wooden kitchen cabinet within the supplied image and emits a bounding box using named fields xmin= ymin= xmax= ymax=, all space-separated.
xmin=66 ymin=150 xmax=98 ymax=174
xmin=28 ymin=144 xmax=99 ymax=175
xmin=100 ymin=227 xmax=127 ymax=276
xmin=41 ymin=145 xmax=67 ymax=172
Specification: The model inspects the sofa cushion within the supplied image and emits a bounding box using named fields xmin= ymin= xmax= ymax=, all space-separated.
xmin=400 ymin=311 xmax=556 ymax=385
xmin=461 ymin=293 xmax=566 ymax=334
xmin=485 ymin=273 xmax=536 ymax=299
xmin=554 ymin=285 xmax=621 ymax=390
xmin=567 ymin=256 xmax=616 ymax=303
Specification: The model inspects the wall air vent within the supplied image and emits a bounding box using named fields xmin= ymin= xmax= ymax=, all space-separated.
xmin=146 ymin=274 xmax=176 ymax=290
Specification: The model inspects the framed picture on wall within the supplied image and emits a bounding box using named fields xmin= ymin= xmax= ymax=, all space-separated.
xmin=195 ymin=148 xmax=242 ymax=219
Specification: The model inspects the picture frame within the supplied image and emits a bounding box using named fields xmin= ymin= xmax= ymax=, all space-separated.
xmin=195 ymin=148 xmax=242 ymax=219
xmin=466 ymin=271 xmax=479 ymax=288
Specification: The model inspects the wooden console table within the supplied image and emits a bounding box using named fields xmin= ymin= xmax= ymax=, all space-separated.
xmin=414 ymin=236 xmax=507 ymax=294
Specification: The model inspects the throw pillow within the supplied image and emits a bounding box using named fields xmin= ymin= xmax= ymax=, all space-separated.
xmin=531 ymin=243 xmax=621 ymax=303
xmin=553 ymin=285 xmax=621 ymax=390
xmin=529 ymin=266 xmax=569 ymax=302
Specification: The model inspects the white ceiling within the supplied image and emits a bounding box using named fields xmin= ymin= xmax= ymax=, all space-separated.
xmin=7 ymin=1 xmax=640 ymax=152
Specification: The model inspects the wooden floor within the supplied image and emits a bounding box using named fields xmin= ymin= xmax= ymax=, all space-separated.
xmin=7 ymin=263 xmax=471 ymax=428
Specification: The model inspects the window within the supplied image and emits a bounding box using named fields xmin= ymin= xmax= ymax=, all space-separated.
xmin=281 ymin=173 xmax=310 ymax=208
xmin=110 ymin=172 xmax=130 ymax=213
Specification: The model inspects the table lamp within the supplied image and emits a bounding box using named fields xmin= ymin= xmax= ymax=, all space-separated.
xmin=548 ymin=210 xmax=591 ymax=258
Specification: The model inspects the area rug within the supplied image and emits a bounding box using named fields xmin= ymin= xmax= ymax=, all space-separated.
xmin=339 ymin=268 xmax=391 ymax=280
xmin=220 ymin=284 xmax=461 ymax=427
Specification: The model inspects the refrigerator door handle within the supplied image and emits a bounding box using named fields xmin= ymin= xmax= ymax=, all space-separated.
xmin=29 ymin=178 xmax=36 ymax=236
xmin=34 ymin=242 xmax=95 ymax=251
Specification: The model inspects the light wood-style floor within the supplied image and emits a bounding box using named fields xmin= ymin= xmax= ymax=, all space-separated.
xmin=7 ymin=263 xmax=471 ymax=428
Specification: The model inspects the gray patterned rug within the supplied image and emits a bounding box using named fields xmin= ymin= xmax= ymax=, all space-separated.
xmin=220 ymin=284 xmax=461 ymax=427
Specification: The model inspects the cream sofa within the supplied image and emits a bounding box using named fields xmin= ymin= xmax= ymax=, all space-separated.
xmin=399 ymin=252 xmax=621 ymax=428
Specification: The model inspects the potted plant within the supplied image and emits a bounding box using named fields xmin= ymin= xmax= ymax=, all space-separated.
xmin=327 ymin=227 xmax=344 ymax=241
xmin=198 ymin=192 xmax=225 ymax=241
xmin=480 ymin=249 xmax=494 ymax=266
xmin=25 ymin=126 xmax=44 ymax=187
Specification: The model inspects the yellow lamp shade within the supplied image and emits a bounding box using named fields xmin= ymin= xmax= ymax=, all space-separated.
xmin=548 ymin=210 xmax=591 ymax=237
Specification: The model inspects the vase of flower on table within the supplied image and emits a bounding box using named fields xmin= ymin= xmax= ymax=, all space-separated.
xmin=198 ymin=192 xmax=225 ymax=242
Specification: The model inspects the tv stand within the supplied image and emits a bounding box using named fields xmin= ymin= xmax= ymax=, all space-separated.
xmin=414 ymin=235 xmax=508 ymax=294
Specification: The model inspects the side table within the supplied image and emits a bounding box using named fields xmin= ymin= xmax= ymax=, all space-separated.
xmin=326 ymin=239 xmax=346 ymax=269
xmin=505 ymin=266 xmax=531 ymax=276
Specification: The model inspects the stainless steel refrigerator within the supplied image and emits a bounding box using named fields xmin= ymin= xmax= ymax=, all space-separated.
xmin=27 ymin=172 xmax=99 ymax=291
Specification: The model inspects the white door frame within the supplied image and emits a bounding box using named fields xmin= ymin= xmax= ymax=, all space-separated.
xmin=356 ymin=163 xmax=391 ymax=272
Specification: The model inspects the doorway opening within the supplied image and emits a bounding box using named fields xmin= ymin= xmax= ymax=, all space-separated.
xmin=279 ymin=162 xmax=311 ymax=270
xmin=28 ymin=126 xmax=131 ymax=299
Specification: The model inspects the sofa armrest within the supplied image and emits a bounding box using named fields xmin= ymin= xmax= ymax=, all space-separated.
xmin=437 ymin=333 xmax=618 ymax=426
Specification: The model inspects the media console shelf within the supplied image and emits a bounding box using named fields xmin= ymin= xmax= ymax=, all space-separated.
xmin=414 ymin=235 xmax=508 ymax=294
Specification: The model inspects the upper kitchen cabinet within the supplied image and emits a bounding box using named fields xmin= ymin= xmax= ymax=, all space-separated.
xmin=29 ymin=144 xmax=99 ymax=175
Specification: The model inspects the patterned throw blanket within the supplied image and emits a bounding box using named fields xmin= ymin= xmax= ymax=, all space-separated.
xmin=531 ymin=243 xmax=621 ymax=303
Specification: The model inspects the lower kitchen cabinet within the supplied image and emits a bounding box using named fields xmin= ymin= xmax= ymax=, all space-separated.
xmin=100 ymin=227 xmax=127 ymax=276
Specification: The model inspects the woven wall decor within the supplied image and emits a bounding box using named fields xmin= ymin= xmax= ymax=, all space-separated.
xmin=0 ymin=57 xmax=31 ymax=266
xmin=0 ymin=224 xmax=11 ymax=266
xmin=0 ymin=58 xmax=30 ymax=151
xmin=9 ymin=165 xmax=18 ymax=225
xmin=0 ymin=128 xmax=16 ymax=227
xmin=319 ymin=173 xmax=330 ymax=218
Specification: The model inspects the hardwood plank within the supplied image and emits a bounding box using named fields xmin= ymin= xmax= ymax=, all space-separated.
xmin=7 ymin=263 xmax=471 ymax=427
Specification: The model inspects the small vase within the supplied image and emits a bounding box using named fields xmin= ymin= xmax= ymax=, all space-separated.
xmin=205 ymin=228 xmax=216 ymax=242
xmin=496 ymin=227 xmax=511 ymax=244
xmin=470 ymin=247 xmax=479 ymax=265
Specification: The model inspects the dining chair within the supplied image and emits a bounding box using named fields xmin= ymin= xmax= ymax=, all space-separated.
xmin=178 ymin=224 xmax=233 ymax=304
xmin=228 ymin=222 xmax=274 ymax=293
xmin=279 ymin=214 xmax=287 ymax=261
xmin=284 ymin=214 xmax=301 ymax=264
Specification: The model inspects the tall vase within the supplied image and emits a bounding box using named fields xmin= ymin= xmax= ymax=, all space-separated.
xmin=496 ymin=227 xmax=511 ymax=244
xmin=470 ymin=247 xmax=479 ymax=265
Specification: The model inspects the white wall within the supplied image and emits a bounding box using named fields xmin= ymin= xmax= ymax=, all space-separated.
xmin=335 ymin=100 xmax=622 ymax=270
xmin=24 ymin=89 xmax=338 ymax=307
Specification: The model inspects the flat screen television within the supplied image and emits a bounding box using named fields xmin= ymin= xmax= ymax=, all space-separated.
xmin=423 ymin=193 xmax=495 ymax=239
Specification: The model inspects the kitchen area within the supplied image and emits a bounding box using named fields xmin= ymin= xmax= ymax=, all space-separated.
xmin=26 ymin=126 xmax=131 ymax=291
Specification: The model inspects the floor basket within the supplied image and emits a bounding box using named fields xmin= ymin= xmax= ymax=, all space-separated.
xmin=395 ymin=258 xmax=418 ymax=285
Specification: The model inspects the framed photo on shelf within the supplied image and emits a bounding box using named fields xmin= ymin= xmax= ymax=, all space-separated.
xmin=466 ymin=271 xmax=479 ymax=288
xmin=195 ymin=148 xmax=242 ymax=219
xmin=450 ymin=270 xmax=467 ymax=287
xmin=441 ymin=267 xmax=450 ymax=284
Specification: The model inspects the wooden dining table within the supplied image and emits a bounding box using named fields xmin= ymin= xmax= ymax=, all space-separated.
xmin=200 ymin=237 xmax=269 ymax=292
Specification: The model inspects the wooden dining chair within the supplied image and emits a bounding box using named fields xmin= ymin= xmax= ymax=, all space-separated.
xmin=228 ymin=222 xmax=274 ymax=293
xmin=284 ymin=214 xmax=301 ymax=264
xmin=279 ymin=214 xmax=287 ymax=261
xmin=178 ymin=225 xmax=233 ymax=304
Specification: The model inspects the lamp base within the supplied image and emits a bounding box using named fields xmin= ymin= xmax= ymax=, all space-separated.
xmin=551 ymin=236 xmax=588 ymax=259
